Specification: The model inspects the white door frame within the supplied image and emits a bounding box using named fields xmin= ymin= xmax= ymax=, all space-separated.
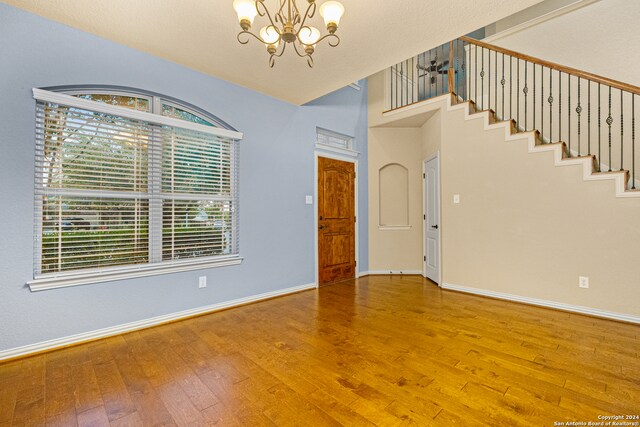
xmin=314 ymin=150 xmax=359 ymax=287
xmin=422 ymin=152 xmax=442 ymax=286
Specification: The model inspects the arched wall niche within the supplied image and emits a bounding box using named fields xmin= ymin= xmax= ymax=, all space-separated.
xmin=378 ymin=163 xmax=409 ymax=226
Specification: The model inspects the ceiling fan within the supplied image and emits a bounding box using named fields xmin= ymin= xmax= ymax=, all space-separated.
xmin=417 ymin=59 xmax=450 ymax=85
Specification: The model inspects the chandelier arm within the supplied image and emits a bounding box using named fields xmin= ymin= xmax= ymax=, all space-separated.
xmin=274 ymin=0 xmax=287 ymax=24
xmin=292 ymin=41 xmax=314 ymax=67
xmin=292 ymin=41 xmax=306 ymax=57
xmin=273 ymin=40 xmax=288 ymax=58
xmin=291 ymin=0 xmax=302 ymax=25
xmin=296 ymin=2 xmax=317 ymax=32
xmin=254 ymin=0 xmax=266 ymax=17
xmin=255 ymin=1 xmax=281 ymax=30
xmin=314 ymin=33 xmax=341 ymax=48
xmin=237 ymin=30 xmax=276 ymax=46
xmin=269 ymin=40 xmax=288 ymax=67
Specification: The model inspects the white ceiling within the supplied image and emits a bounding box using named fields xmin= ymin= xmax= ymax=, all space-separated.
xmin=3 ymin=0 xmax=543 ymax=104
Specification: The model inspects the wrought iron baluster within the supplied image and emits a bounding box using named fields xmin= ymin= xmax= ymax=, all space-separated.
xmin=501 ymin=53 xmax=505 ymax=119
xmin=568 ymin=75 xmax=571 ymax=154
xmin=533 ymin=64 xmax=536 ymax=131
xmin=621 ymin=90 xmax=624 ymax=171
xmin=559 ymin=71 xmax=563 ymax=148
xmin=440 ymin=44 xmax=444 ymax=96
xmin=524 ymin=60 xmax=528 ymax=130
xmin=598 ymin=83 xmax=602 ymax=172
xmin=588 ymin=81 xmax=591 ymax=155
xmin=541 ymin=65 xmax=544 ymax=141
xmin=400 ymin=61 xmax=404 ymax=107
xmin=577 ymin=77 xmax=582 ymax=156
xmin=481 ymin=47 xmax=485 ymax=110
xmin=453 ymin=39 xmax=460 ymax=99
xmin=429 ymin=48 xmax=433 ymax=99
xmin=633 ymin=93 xmax=636 ymax=189
xmin=509 ymin=56 xmax=512 ymax=121
xmin=517 ymin=59 xmax=520 ymax=125
xmin=406 ymin=59 xmax=409 ymax=105
xmin=411 ymin=57 xmax=414 ymax=104
xmin=488 ymin=49 xmax=491 ymax=110
xmin=436 ymin=49 xmax=439 ymax=97
xmin=607 ymin=86 xmax=612 ymax=171
xmin=422 ymin=53 xmax=426 ymax=102
xmin=395 ymin=65 xmax=399 ymax=109
xmin=548 ymin=68 xmax=553 ymax=142
xmin=462 ymin=41 xmax=467 ymax=101
xmin=495 ymin=50 xmax=498 ymax=115
xmin=399 ymin=62 xmax=401 ymax=107
xmin=474 ymin=44 xmax=477 ymax=105
xmin=407 ymin=59 xmax=410 ymax=105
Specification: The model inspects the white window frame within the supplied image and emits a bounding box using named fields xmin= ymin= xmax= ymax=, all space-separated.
xmin=28 ymin=88 xmax=243 ymax=291
xmin=315 ymin=127 xmax=358 ymax=157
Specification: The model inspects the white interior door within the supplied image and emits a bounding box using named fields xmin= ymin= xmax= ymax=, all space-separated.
xmin=424 ymin=156 xmax=440 ymax=284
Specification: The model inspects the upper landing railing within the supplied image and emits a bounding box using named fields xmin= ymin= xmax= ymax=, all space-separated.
xmin=387 ymin=37 xmax=640 ymax=189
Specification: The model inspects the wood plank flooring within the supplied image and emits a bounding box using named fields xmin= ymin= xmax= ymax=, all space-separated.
xmin=1 ymin=275 xmax=638 ymax=426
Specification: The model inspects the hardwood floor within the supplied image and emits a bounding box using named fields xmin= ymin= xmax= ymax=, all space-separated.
xmin=1 ymin=275 xmax=638 ymax=426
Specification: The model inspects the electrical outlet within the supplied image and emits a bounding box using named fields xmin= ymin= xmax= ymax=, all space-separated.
xmin=199 ymin=276 xmax=207 ymax=289
xmin=579 ymin=276 xmax=589 ymax=289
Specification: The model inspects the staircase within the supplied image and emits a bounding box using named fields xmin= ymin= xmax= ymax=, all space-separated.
xmin=386 ymin=36 xmax=640 ymax=198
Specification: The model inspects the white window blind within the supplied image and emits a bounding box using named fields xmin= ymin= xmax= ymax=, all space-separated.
xmin=32 ymin=89 xmax=241 ymax=286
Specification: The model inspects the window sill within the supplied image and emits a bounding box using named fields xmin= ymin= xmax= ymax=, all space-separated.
xmin=27 ymin=256 xmax=243 ymax=292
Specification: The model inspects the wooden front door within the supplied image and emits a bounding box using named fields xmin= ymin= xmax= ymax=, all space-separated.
xmin=318 ymin=157 xmax=356 ymax=285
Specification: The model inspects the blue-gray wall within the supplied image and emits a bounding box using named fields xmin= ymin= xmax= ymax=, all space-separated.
xmin=0 ymin=4 xmax=368 ymax=352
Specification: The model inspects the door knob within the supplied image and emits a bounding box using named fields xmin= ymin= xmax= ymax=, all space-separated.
xmin=319 ymin=225 xmax=325 ymax=230
xmin=431 ymin=225 xmax=438 ymax=229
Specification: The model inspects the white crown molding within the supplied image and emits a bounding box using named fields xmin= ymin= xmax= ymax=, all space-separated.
xmin=0 ymin=282 xmax=316 ymax=361
xmin=442 ymin=282 xmax=640 ymax=324
xmin=483 ymin=0 xmax=601 ymax=44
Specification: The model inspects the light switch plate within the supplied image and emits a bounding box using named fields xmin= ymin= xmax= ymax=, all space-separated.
xmin=579 ymin=276 xmax=589 ymax=289
xmin=453 ymin=194 xmax=460 ymax=204
xmin=305 ymin=195 xmax=313 ymax=205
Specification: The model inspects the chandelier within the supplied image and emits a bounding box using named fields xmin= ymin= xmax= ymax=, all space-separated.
xmin=232 ymin=0 xmax=345 ymax=67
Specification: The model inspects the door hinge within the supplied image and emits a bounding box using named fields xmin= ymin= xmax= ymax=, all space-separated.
xmin=423 ymin=214 xmax=426 ymax=220
xmin=354 ymin=260 xmax=357 ymax=267
xmin=424 ymin=256 xmax=426 ymax=261
xmin=354 ymin=215 xmax=357 ymax=223
xmin=423 ymin=173 xmax=426 ymax=179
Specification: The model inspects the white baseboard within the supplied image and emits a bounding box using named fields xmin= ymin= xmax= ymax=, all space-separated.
xmin=442 ymin=282 xmax=640 ymax=324
xmin=364 ymin=270 xmax=423 ymax=276
xmin=0 ymin=282 xmax=317 ymax=361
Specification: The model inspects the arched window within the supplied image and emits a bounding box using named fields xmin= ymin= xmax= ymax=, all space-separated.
xmin=29 ymin=87 xmax=243 ymax=290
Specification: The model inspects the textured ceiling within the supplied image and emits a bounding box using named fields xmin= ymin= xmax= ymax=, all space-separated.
xmin=2 ymin=0 xmax=543 ymax=104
